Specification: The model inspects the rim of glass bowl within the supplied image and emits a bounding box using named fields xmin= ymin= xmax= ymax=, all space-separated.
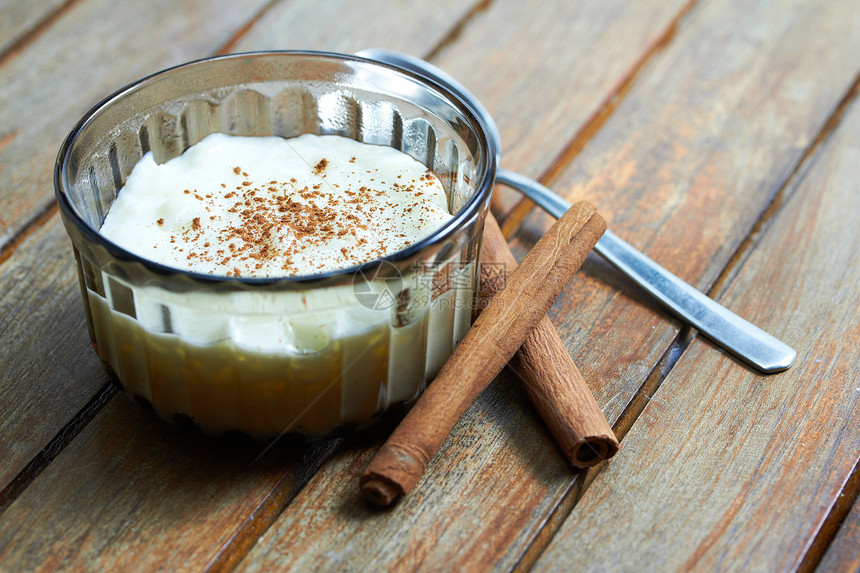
xmin=54 ymin=50 xmax=497 ymax=287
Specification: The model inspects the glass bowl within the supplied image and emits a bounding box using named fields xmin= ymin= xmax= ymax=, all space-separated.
xmin=55 ymin=51 xmax=495 ymax=440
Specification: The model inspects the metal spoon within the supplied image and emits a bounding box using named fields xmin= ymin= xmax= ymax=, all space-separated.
xmin=358 ymin=49 xmax=795 ymax=373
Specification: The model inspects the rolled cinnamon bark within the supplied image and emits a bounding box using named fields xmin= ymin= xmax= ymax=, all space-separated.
xmin=360 ymin=201 xmax=606 ymax=506
xmin=479 ymin=214 xmax=618 ymax=467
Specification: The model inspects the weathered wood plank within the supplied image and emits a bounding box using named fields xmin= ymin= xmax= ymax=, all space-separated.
xmin=228 ymin=0 xmax=480 ymax=55
xmin=234 ymin=0 xmax=860 ymax=569
xmin=0 ymin=217 xmax=104 ymax=494
xmin=817 ymin=494 xmax=860 ymax=573
xmin=0 ymin=0 xmax=272 ymax=250
xmin=511 ymin=0 xmax=860 ymax=424
xmin=0 ymin=0 xmax=68 ymax=55
xmin=238 ymin=375 xmax=572 ymax=572
xmin=430 ymin=0 xmax=694 ymax=220
xmin=0 ymin=397 xmax=340 ymax=572
xmin=534 ymin=78 xmax=860 ymax=573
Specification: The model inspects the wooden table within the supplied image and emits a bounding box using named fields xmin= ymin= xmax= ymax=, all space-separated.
xmin=1 ymin=1 xmax=858 ymax=571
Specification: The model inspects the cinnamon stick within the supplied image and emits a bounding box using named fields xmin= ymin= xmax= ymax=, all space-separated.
xmin=479 ymin=214 xmax=618 ymax=467
xmin=360 ymin=201 xmax=606 ymax=506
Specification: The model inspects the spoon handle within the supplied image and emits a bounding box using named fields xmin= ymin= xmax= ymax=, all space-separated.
xmin=356 ymin=49 xmax=795 ymax=373
xmin=496 ymin=169 xmax=796 ymax=373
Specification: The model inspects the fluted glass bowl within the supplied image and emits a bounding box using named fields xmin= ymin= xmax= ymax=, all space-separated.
xmin=55 ymin=51 xmax=495 ymax=440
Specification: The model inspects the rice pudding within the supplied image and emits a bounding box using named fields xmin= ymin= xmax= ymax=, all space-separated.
xmin=100 ymin=133 xmax=453 ymax=277
xmin=90 ymin=134 xmax=474 ymax=438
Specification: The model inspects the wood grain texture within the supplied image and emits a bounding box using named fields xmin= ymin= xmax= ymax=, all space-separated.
xmin=0 ymin=397 xmax=339 ymax=572
xmin=0 ymin=0 xmax=68 ymax=56
xmin=0 ymin=0 xmax=271 ymax=250
xmin=227 ymin=0 xmax=483 ymax=55
xmin=817 ymin=490 xmax=860 ymax=573
xmin=534 ymin=77 xmax=860 ymax=573
xmin=235 ymin=0 xmax=860 ymax=569
xmin=237 ymin=376 xmax=574 ymax=572
xmin=429 ymin=0 xmax=693 ymax=218
xmin=0 ymin=217 xmax=106 ymax=492
xmin=2 ymin=0 xmax=858 ymax=571
xmin=509 ymin=0 xmax=860 ymax=426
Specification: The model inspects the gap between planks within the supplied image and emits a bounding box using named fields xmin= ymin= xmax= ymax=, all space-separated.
xmin=423 ymin=0 xmax=494 ymax=62
xmin=203 ymin=439 xmax=343 ymax=573
xmin=0 ymin=0 xmax=79 ymax=259
xmin=709 ymin=67 xmax=860 ymax=300
xmin=215 ymin=0 xmax=284 ymax=55
xmin=0 ymin=201 xmax=58 ymax=266
xmin=215 ymin=0 xmax=492 ymax=58
xmin=0 ymin=0 xmax=78 ymax=68
xmin=508 ymin=57 xmax=860 ymax=573
xmin=508 ymin=325 xmax=693 ymax=573
xmin=0 ymin=382 xmax=116 ymax=515
xmin=709 ymin=67 xmax=860 ymax=573
xmin=496 ymin=0 xmax=699 ymax=238
xmin=798 ymin=460 xmax=860 ymax=573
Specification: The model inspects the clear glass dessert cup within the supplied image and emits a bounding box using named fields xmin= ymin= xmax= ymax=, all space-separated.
xmin=55 ymin=51 xmax=496 ymax=440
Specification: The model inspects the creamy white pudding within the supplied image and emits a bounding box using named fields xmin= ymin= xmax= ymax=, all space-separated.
xmin=100 ymin=133 xmax=452 ymax=277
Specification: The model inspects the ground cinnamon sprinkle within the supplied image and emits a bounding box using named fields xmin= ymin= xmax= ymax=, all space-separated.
xmin=103 ymin=134 xmax=453 ymax=278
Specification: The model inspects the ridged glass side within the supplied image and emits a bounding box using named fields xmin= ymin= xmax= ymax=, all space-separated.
xmin=78 ymin=248 xmax=477 ymax=438
xmin=55 ymin=52 xmax=494 ymax=439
